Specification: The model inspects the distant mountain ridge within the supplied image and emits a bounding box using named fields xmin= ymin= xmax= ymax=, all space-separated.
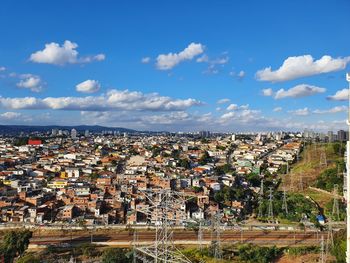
xmin=0 ymin=125 xmax=136 ymax=134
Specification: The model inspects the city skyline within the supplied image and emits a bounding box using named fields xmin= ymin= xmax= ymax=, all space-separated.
xmin=0 ymin=0 xmax=350 ymax=132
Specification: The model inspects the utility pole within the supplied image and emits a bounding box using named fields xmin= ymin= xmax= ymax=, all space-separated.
xmin=345 ymin=72 xmax=350 ymax=263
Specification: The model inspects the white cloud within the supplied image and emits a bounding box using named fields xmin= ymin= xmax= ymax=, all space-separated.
xmin=274 ymin=84 xmax=326 ymax=99
xmin=0 ymin=89 xmax=202 ymax=111
xmin=16 ymin=74 xmax=44 ymax=92
xmin=262 ymin=88 xmax=273 ymax=96
xmin=256 ymin=55 xmax=350 ymax=82
xmin=217 ymin=98 xmax=230 ymax=104
xmin=288 ymin=107 xmax=309 ymax=116
xmin=313 ymin=105 xmax=347 ymax=114
xmin=196 ymin=54 xmax=209 ymax=63
xmin=0 ymin=112 xmax=22 ymax=119
xmin=156 ymin=42 xmax=204 ymax=70
xmin=30 ymin=40 xmax=105 ymax=65
xmin=0 ymin=66 xmax=5 ymax=71
xmin=273 ymin=107 xmax=282 ymax=112
xmin=226 ymin=104 xmax=238 ymax=111
xmin=76 ymin=80 xmax=101 ymax=93
xmin=327 ymin=88 xmax=348 ymax=101
xmin=141 ymin=57 xmax=151 ymax=64
xmin=229 ymin=70 xmax=245 ymax=80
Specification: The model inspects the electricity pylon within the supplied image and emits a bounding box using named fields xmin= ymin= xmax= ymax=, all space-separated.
xmin=282 ymin=187 xmax=288 ymax=215
xmin=332 ymin=184 xmax=340 ymax=221
xmin=267 ymin=187 xmax=274 ymax=221
xmin=134 ymin=189 xmax=193 ymax=263
xmin=211 ymin=212 xmax=222 ymax=260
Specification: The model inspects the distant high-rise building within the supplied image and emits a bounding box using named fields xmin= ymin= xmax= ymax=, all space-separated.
xmin=327 ymin=131 xmax=334 ymax=142
xmin=199 ymin=131 xmax=210 ymax=138
xmin=231 ymin=134 xmax=236 ymax=141
xmin=84 ymin=130 xmax=90 ymax=137
xmin=51 ymin=128 xmax=58 ymax=136
xmin=338 ymin=130 xmax=348 ymax=142
xmin=71 ymin=128 xmax=77 ymax=139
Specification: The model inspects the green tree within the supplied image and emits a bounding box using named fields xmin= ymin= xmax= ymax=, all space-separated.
xmin=16 ymin=253 xmax=40 ymax=263
xmin=101 ymin=248 xmax=132 ymax=263
xmin=0 ymin=230 xmax=32 ymax=263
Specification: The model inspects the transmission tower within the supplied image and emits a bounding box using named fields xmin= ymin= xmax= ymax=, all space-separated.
xmin=299 ymin=173 xmax=303 ymax=191
xmin=326 ymin=222 xmax=334 ymax=259
xmin=282 ymin=187 xmax=288 ymax=215
xmin=134 ymin=189 xmax=193 ymax=263
xmin=332 ymin=184 xmax=340 ymax=221
xmin=211 ymin=212 xmax=222 ymax=260
xmin=267 ymin=187 xmax=274 ymax=221
xmin=320 ymin=150 xmax=327 ymax=166
xmin=133 ymin=230 xmax=139 ymax=263
xmin=258 ymin=180 xmax=264 ymax=218
xmin=320 ymin=235 xmax=325 ymax=263
xmin=198 ymin=220 xmax=203 ymax=252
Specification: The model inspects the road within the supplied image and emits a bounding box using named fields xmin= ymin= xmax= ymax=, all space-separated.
xmin=30 ymin=230 xmax=326 ymax=247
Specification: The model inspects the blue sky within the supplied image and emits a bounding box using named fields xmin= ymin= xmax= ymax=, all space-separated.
xmin=0 ymin=0 xmax=349 ymax=131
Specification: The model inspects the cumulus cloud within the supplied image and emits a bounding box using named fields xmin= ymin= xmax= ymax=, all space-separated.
xmin=0 ymin=112 xmax=22 ymax=119
xmin=229 ymin=70 xmax=245 ymax=80
xmin=262 ymin=88 xmax=273 ymax=96
xmin=256 ymin=55 xmax=350 ymax=82
xmin=217 ymin=98 xmax=230 ymax=104
xmin=196 ymin=54 xmax=209 ymax=63
xmin=288 ymin=107 xmax=309 ymax=116
xmin=0 ymin=89 xmax=202 ymax=112
xmin=76 ymin=80 xmax=101 ymax=93
xmin=274 ymin=84 xmax=326 ymax=99
xmin=226 ymin=104 xmax=238 ymax=111
xmin=313 ymin=105 xmax=347 ymax=114
xmin=16 ymin=74 xmax=44 ymax=92
xmin=30 ymin=40 xmax=105 ymax=65
xmin=141 ymin=57 xmax=151 ymax=64
xmin=0 ymin=66 xmax=5 ymax=71
xmin=273 ymin=107 xmax=282 ymax=112
xmin=156 ymin=42 xmax=204 ymax=70
xmin=327 ymin=88 xmax=348 ymax=101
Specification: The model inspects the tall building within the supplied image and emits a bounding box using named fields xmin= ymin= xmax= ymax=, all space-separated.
xmin=338 ymin=130 xmax=348 ymax=142
xmin=71 ymin=128 xmax=77 ymax=139
xmin=327 ymin=131 xmax=334 ymax=142
xmin=51 ymin=128 xmax=58 ymax=136
xmin=84 ymin=130 xmax=90 ymax=137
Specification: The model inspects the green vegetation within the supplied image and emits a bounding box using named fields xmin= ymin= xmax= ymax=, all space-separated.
xmin=101 ymin=248 xmax=132 ymax=263
xmin=315 ymin=163 xmax=344 ymax=192
xmin=257 ymin=192 xmax=319 ymax=224
xmin=0 ymin=230 xmax=32 ymax=263
xmin=286 ymin=246 xmax=319 ymax=256
xmin=237 ymin=244 xmax=281 ymax=263
xmin=199 ymin=151 xmax=211 ymax=165
xmin=331 ymin=229 xmax=346 ymax=263
xmin=16 ymin=253 xmax=41 ymax=263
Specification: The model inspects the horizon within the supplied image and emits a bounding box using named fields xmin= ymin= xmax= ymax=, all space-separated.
xmin=0 ymin=0 xmax=349 ymax=132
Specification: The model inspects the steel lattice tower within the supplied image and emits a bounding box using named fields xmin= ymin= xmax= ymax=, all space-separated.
xmin=134 ymin=189 xmax=193 ymax=263
xmin=267 ymin=187 xmax=274 ymax=221
xmin=332 ymin=184 xmax=340 ymax=221
xmin=282 ymin=187 xmax=288 ymax=215
xmin=211 ymin=212 xmax=222 ymax=260
xmin=258 ymin=179 xmax=264 ymax=218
